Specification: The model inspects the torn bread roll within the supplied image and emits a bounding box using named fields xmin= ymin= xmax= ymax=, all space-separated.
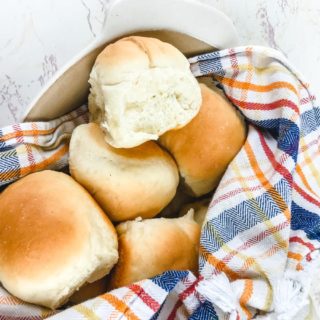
xmin=69 ymin=123 xmax=179 ymax=222
xmin=89 ymin=36 xmax=202 ymax=148
xmin=0 ymin=171 xmax=118 ymax=309
xmin=159 ymin=83 xmax=246 ymax=196
xmin=108 ymin=212 xmax=200 ymax=289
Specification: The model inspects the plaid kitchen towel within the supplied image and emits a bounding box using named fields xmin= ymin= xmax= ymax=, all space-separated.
xmin=0 ymin=46 xmax=320 ymax=320
xmin=0 ymin=105 xmax=88 ymax=188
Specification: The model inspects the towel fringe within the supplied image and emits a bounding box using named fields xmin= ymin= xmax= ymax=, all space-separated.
xmin=257 ymin=250 xmax=320 ymax=320
xmin=196 ymin=251 xmax=320 ymax=320
xmin=196 ymin=274 xmax=240 ymax=320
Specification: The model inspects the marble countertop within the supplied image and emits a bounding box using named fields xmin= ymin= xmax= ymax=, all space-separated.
xmin=0 ymin=0 xmax=320 ymax=127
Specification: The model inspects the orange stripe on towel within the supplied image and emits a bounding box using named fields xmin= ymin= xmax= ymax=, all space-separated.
xmin=239 ymin=279 xmax=253 ymax=319
xmin=216 ymin=76 xmax=298 ymax=96
xmin=100 ymin=293 xmax=140 ymax=320
xmin=20 ymin=144 xmax=68 ymax=176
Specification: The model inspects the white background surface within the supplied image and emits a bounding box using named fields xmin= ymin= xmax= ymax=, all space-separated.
xmin=0 ymin=0 xmax=320 ymax=127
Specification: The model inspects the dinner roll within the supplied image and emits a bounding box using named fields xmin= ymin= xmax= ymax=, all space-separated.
xmin=159 ymin=83 xmax=246 ymax=196
xmin=0 ymin=170 xmax=118 ymax=309
xmin=69 ymin=123 xmax=179 ymax=222
xmin=89 ymin=36 xmax=202 ymax=148
xmin=108 ymin=212 xmax=200 ymax=289
xmin=179 ymin=198 xmax=211 ymax=227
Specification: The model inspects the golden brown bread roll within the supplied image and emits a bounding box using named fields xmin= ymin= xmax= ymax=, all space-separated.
xmin=69 ymin=123 xmax=179 ymax=222
xmin=0 ymin=170 xmax=118 ymax=309
xmin=108 ymin=212 xmax=200 ymax=289
xmin=159 ymin=83 xmax=246 ymax=196
xmin=89 ymin=36 xmax=202 ymax=148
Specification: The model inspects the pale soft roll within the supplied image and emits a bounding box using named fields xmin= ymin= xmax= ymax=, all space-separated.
xmin=89 ymin=36 xmax=202 ymax=148
xmin=160 ymin=83 xmax=247 ymax=196
xmin=108 ymin=212 xmax=200 ymax=289
xmin=0 ymin=170 xmax=118 ymax=309
xmin=69 ymin=123 xmax=179 ymax=222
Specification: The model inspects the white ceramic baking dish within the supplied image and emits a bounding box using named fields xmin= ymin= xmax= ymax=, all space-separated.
xmin=23 ymin=0 xmax=239 ymax=122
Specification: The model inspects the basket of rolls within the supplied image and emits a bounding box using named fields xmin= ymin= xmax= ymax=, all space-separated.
xmin=1 ymin=0 xmax=320 ymax=319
